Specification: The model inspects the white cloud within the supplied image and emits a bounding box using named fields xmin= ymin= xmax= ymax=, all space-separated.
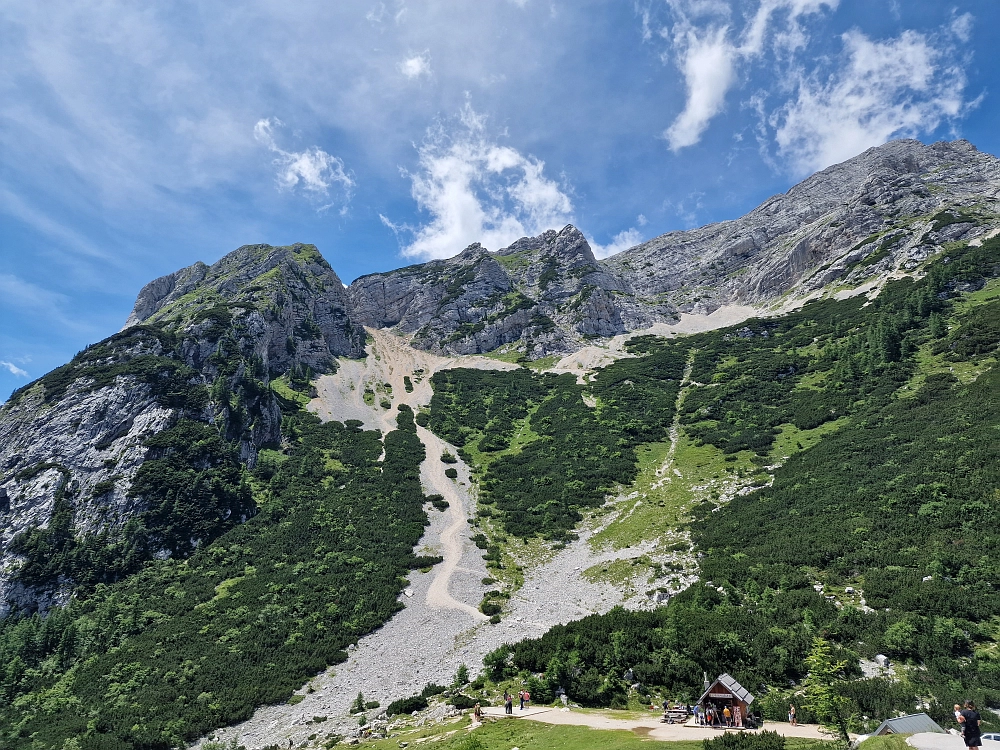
xmin=664 ymin=25 xmax=737 ymax=151
xmin=772 ymin=28 xmax=970 ymax=174
xmin=390 ymin=104 xmax=573 ymax=260
xmin=661 ymin=0 xmax=836 ymax=151
xmin=951 ymin=12 xmax=973 ymax=43
xmin=590 ymin=228 xmax=644 ymax=259
xmin=0 ymin=361 xmax=28 ymax=378
xmin=399 ymin=53 xmax=431 ymax=79
xmin=253 ymin=118 xmax=354 ymax=205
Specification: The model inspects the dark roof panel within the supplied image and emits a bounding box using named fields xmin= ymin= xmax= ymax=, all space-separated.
xmin=699 ymin=673 xmax=755 ymax=706
xmin=873 ymin=713 xmax=945 ymax=735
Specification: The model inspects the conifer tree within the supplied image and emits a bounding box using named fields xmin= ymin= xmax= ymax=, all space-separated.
xmin=802 ymin=637 xmax=852 ymax=745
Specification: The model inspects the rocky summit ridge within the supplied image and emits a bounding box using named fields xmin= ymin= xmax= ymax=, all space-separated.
xmin=351 ymin=138 xmax=1000 ymax=357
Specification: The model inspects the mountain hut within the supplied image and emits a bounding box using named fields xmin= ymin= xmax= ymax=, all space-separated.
xmin=698 ymin=673 xmax=754 ymax=727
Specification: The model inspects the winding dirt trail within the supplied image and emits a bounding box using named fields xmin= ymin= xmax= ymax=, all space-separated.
xmin=418 ymin=425 xmax=488 ymax=620
xmin=310 ymin=328 xmax=508 ymax=619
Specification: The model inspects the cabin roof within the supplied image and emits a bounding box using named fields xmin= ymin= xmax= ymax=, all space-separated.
xmin=872 ymin=713 xmax=945 ymax=735
xmin=698 ymin=673 xmax=754 ymax=706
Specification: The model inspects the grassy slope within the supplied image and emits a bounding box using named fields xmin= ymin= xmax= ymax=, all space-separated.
xmin=0 ymin=406 xmax=434 ymax=749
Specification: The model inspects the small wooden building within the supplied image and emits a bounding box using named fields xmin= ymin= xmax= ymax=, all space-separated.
xmin=698 ymin=674 xmax=755 ymax=727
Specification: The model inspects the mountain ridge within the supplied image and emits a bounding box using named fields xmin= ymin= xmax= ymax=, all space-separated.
xmin=347 ymin=137 xmax=1000 ymax=356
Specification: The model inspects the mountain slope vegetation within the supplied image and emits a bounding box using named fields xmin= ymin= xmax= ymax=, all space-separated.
xmin=0 ymin=397 xmax=437 ymax=749
xmin=453 ymin=237 xmax=1000 ymax=731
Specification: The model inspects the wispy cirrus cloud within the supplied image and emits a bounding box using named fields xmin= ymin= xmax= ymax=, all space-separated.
xmin=0 ymin=361 xmax=28 ymax=378
xmin=383 ymin=104 xmax=573 ymax=259
xmin=659 ymin=0 xmax=837 ymax=151
xmin=253 ymin=118 xmax=354 ymax=209
xmin=650 ymin=0 xmax=975 ymax=176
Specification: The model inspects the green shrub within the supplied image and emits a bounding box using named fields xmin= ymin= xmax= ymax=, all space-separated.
xmin=386 ymin=695 xmax=428 ymax=716
xmin=421 ymin=683 xmax=446 ymax=698
xmin=703 ymin=730 xmax=784 ymax=750
xmin=449 ymin=694 xmax=477 ymax=710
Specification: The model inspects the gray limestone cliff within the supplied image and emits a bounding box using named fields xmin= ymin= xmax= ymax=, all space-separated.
xmin=607 ymin=138 xmax=1000 ymax=314
xmin=349 ymin=225 xmax=673 ymax=357
xmin=0 ymin=243 xmax=365 ymax=615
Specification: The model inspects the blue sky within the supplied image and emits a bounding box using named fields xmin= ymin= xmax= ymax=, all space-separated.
xmin=2 ymin=0 xmax=998 ymax=399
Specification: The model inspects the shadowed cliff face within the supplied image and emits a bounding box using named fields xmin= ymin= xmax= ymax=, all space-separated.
xmin=0 ymin=243 xmax=366 ymax=615
xmin=349 ymin=139 xmax=1000 ymax=356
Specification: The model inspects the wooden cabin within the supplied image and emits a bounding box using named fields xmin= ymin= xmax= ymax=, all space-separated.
xmin=698 ymin=674 xmax=755 ymax=727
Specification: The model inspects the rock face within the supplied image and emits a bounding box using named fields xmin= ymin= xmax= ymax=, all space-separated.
xmin=125 ymin=242 xmax=366 ymax=371
xmin=350 ymin=139 xmax=1000 ymax=353
xmin=0 ymin=243 xmax=366 ymax=615
xmin=606 ymin=138 xmax=1000 ymax=314
xmin=349 ymin=226 xmax=674 ymax=357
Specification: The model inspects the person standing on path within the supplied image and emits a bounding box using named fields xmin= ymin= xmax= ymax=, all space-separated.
xmin=504 ymin=691 xmax=513 ymax=715
xmin=519 ymin=690 xmax=525 ymax=710
xmin=789 ymin=705 xmax=797 ymax=726
xmin=959 ymin=700 xmax=982 ymax=750
xmin=723 ymin=706 xmax=732 ymax=727
xmin=473 ymin=702 xmax=482 ymax=723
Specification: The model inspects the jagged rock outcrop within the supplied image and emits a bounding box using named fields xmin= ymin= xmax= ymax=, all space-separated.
xmin=349 ymin=225 xmax=675 ymax=357
xmin=125 ymin=242 xmax=365 ymax=371
xmin=0 ymin=243 xmax=366 ymax=615
xmin=350 ymin=139 xmax=1000 ymax=353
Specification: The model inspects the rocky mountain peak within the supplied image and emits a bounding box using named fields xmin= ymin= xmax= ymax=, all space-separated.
xmin=347 ymin=139 xmax=1000 ymax=356
xmin=605 ymin=138 xmax=1000 ymax=314
xmin=124 ymin=242 xmax=365 ymax=375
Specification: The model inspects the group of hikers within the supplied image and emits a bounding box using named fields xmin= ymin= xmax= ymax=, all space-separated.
xmin=690 ymin=703 xmax=754 ymax=728
xmin=661 ymin=699 xmax=774 ymax=729
xmin=501 ymin=689 xmax=530 ymax=714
